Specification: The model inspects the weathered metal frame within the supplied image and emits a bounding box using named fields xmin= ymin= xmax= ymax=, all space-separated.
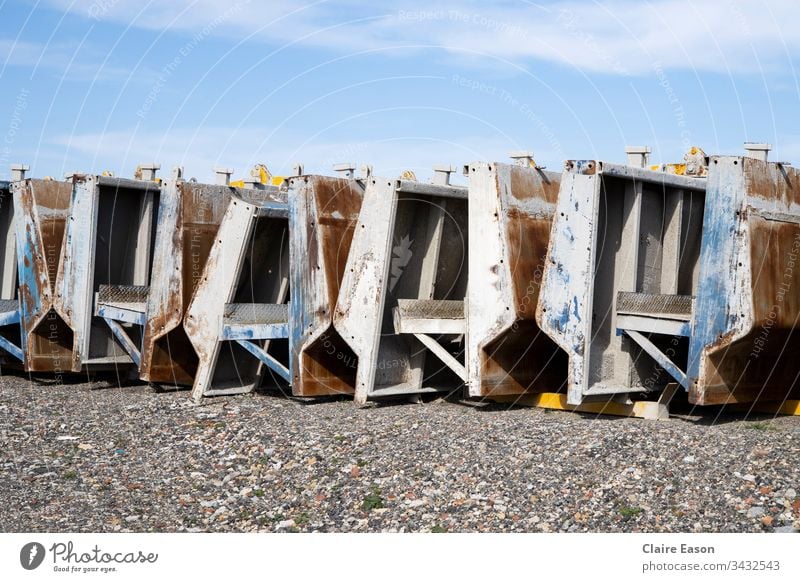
xmin=334 ymin=177 xmax=469 ymax=405
xmin=95 ymin=178 xmax=285 ymax=386
xmin=288 ymin=174 xmax=365 ymax=397
xmin=466 ymin=161 xmax=567 ymax=398
xmin=13 ymin=178 xmax=74 ymax=372
xmin=688 ymin=156 xmax=800 ymax=404
xmin=184 ymin=195 xmax=290 ymax=400
xmin=10 ymin=174 xmax=160 ymax=373
xmin=538 ymin=161 xmax=707 ymax=405
xmin=538 ymin=156 xmax=800 ymax=407
xmin=0 ymin=180 xmax=23 ymax=364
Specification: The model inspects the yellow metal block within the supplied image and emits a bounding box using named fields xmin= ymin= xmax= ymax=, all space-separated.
xmin=491 ymin=392 xmax=670 ymax=420
xmin=731 ymin=400 xmax=800 ymax=416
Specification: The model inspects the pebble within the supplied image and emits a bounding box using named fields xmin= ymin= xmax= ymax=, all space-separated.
xmin=1 ymin=375 xmax=799 ymax=533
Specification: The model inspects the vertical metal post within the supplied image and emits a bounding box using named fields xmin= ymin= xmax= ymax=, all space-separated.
xmin=744 ymin=143 xmax=771 ymax=162
xmin=625 ymin=146 xmax=651 ymax=168
xmin=10 ymin=164 xmax=29 ymax=181
xmin=432 ymin=165 xmax=455 ymax=185
xmin=214 ymin=167 xmax=233 ymax=185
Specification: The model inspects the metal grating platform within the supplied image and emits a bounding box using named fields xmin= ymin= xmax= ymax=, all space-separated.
xmin=616 ymin=292 xmax=694 ymax=320
xmin=0 ymin=299 xmax=18 ymax=314
xmin=395 ymin=299 xmax=465 ymax=320
xmin=223 ymin=303 xmax=289 ymax=326
xmin=98 ymin=284 xmax=150 ymax=305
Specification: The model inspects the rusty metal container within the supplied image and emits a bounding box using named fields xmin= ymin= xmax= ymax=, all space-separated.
xmin=95 ymin=169 xmax=285 ymax=386
xmin=184 ymin=191 xmax=290 ymax=400
xmin=538 ymin=158 xmax=707 ymax=405
xmin=688 ymin=154 xmax=800 ymax=405
xmin=537 ymin=150 xmax=800 ymax=407
xmin=12 ymin=177 xmax=74 ymax=372
xmin=334 ymin=168 xmax=469 ymax=405
xmin=13 ymin=170 xmax=161 ymax=373
xmin=0 ymin=178 xmax=22 ymax=365
xmin=288 ymin=173 xmax=364 ymax=397
xmin=466 ymin=156 xmax=567 ymax=398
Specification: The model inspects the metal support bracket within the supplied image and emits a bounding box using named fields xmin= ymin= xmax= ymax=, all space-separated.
xmin=234 ymin=339 xmax=291 ymax=383
xmin=622 ymin=329 xmax=689 ymax=389
xmin=101 ymin=317 xmax=141 ymax=367
xmin=412 ymin=333 xmax=467 ymax=382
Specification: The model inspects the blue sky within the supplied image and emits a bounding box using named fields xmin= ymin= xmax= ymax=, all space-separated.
xmin=0 ymin=0 xmax=798 ymax=183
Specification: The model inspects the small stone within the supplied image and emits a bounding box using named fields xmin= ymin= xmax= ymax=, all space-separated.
xmin=78 ymin=443 xmax=93 ymax=450
xmin=747 ymin=506 xmax=765 ymax=518
xmin=761 ymin=516 xmax=774 ymax=527
xmin=743 ymin=474 xmax=757 ymax=483
xmin=784 ymin=488 xmax=797 ymax=499
xmin=774 ymin=525 xmax=797 ymax=533
xmin=683 ymin=456 xmax=695 ymax=464
xmin=124 ymin=515 xmax=140 ymax=522
xmin=276 ymin=519 xmax=295 ymax=530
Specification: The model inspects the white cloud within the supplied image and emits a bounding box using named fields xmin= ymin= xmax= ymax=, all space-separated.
xmin=0 ymin=38 xmax=159 ymax=83
xmin=44 ymin=125 xmax=542 ymax=183
xmin=42 ymin=0 xmax=800 ymax=75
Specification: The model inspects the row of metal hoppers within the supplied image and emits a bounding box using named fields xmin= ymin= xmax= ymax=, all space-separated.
xmin=1 ymin=142 xmax=799 ymax=419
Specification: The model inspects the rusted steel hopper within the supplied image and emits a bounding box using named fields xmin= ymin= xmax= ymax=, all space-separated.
xmin=184 ymin=191 xmax=290 ymax=400
xmin=95 ymin=168 xmax=286 ymax=386
xmin=288 ymin=173 xmax=364 ymax=397
xmin=537 ymin=146 xmax=800 ymax=407
xmin=466 ymin=154 xmax=567 ymax=399
xmin=333 ymin=167 xmax=469 ymax=405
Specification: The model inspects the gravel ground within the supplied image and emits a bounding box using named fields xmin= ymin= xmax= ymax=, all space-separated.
xmin=1 ymin=374 xmax=799 ymax=533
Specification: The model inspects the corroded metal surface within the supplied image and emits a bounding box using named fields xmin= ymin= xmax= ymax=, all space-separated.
xmin=140 ymin=181 xmax=242 ymax=384
xmin=289 ymin=175 xmax=364 ymax=397
xmin=334 ymin=177 xmax=468 ymax=405
xmin=539 ymin=156 xmax=800 ymax=407
xmin=13 ymin=174 xmax=161 ymax=373
xmin=0 ymin=181 xmax=20 ymax=365
xmin=12 ymin=179 xmax=72 ymax=372
xmin=689 ymin=157 xmax=800 ymax=405
xmin=538 ymin=161 xmax=707 ymax=405
xmin=467 ymin=162 xmax=566 ymax=398
xmin=184 ymin=191 xmax=290 ymax=399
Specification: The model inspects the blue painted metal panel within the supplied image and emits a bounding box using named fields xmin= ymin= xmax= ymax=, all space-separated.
xmin=221 ymin=323 xmax=289 ymax=341
xmin=0 ymin=334 xmax=23 ymax=361
xmin=687 ymin=159 xmax=743 ymax=381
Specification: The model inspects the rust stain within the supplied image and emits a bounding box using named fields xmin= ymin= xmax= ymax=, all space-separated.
xmin=294 ymin=176 xmax=363 ymax=397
